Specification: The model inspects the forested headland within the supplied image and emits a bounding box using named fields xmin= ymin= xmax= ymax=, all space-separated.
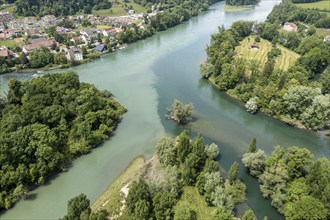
xmin=201 ymin=2 xmax=330 ymax=130
xmin=242 ymin=140 xmax=330 ymax=219
xmin=83 ymin=131 xmax=251 ymax=220
xmin=0 ymin=72 xmax=126 ymax=209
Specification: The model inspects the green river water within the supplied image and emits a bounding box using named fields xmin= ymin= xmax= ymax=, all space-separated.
xmin=0 ymin=1 xmax=329 ymax=219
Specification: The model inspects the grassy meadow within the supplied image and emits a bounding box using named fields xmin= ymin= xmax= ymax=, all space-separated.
xmin=235 ymin=36 xmax=300 ymax=71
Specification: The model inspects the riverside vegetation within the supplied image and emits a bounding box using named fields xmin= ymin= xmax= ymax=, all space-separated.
xmin=0 ymin=72 xmax=126 ymax=209
xmin=242 ymin=138 xmax=330 ymax=220
xmin=63 ymin=131 xmax=251 ymax=220
xmin=201 ymin=3 xmax=330 ymax=130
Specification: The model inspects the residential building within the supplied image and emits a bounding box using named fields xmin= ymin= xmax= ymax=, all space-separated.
xmin=66 ymin=48 xmax=83 ymax=61
xmin=23 ymin=16 xmax=37 ymax=25
xmin=42 ymin=15 xmax=57 ymax=24
xmin=25 ymin=28 xmax=41 ymax=36
xmin=102 ymin=27 xmax=122 ymax=36
xmin=0 ymin=33 xmax=12 ymax=40
xmin=22 ymin=40 xmax=55 ymax=53
xmin=95 ymin=45 xmax=106 ymax=52
xmin=0 ymin=48 xmax=14 ymax=59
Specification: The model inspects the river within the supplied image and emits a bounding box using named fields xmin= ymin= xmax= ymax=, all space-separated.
xmin=1 ymin=1 xmax=329 ymax=219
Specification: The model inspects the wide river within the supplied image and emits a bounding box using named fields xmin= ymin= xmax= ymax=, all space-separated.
xmin=1 ymin=1 xmax=329 ymax=219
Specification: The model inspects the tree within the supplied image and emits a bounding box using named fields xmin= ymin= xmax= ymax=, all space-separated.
xmin=205 ymin=143 xmax=219 ymax=159
xmin=211 ymin=186 xmax=234 ymax=210
xmin=176 ymin=130 xmax=191 ymax=164
xmin=156 ymin=137 xmax=177 ymax=166
xmin=167 ymin=99 xmax=193 ymax=124
xmin=213 ymin=206 xmax=235 ymax=220
xmin=248 ymin=138 xmax=256 ymax=153
xmin=62 ymin=193 xmax=91 ymax=220
xmin=245 ymin=97 xmax=258 ymax=113
xmin=227 ymin=162 xmax=239 ymax=184
xmin=242 ymin=209 xmax=257 ymax=220
xmin=242 ymin=149 xmax=266 ymax=176
xmin=320 ymin=70 xmax=330 ymax=94
xmin=174 ymin=202 xmax=195 ymax=220
xmin=284 ymin=196 xmax=328 ymax=220
xmin=126 ymin=179 xmax=151 ymax=216
xmin=224 ymin=180 xmax=246 ymax=205
xmin=200 ymin=62 xmax=215 ymax=79
xmin=153 ymin=191 xmax=176 ymax=220
xmin=54 ymin=52 xmax=68 ymax=64
xmin=284 ymin=146 xmax=313 ymax=179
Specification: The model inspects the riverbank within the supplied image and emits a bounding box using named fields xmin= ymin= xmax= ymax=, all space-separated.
xmin=92 ymin=156 xmax=145 ymax=218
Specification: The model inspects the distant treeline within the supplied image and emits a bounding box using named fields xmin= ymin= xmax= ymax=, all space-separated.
xmin=7 ymin=0 xmax=111 ymax=17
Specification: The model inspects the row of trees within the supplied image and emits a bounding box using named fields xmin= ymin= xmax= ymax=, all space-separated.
xmin=242 ymin=138 xmax=330 ymax=220
xmin=13 ymin=0 xmax=111 ymax=17
xmin=202 ymin=18 xmax=330 ymax=130
xmin=0 ymin=72 xmax=126 ymax=209
xmin=123 ymin=130 xmax=248 ymax=219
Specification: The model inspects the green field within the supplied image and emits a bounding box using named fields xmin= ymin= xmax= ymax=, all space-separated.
xmin=235 ymin=36 xmax=300 ymax=71
xmin=93 ymin=0 xmax=147 ymax=16
xmin=0 ymin=38 xmax=24 ymax=48
xmin=177 ymin=186 xmax=216 ymax=219
xmin=295 ymin=0 xmax=330 ymax=12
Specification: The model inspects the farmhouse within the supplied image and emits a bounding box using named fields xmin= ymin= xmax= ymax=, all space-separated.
xmin=22 ymin=40 xmax=55 ymax=53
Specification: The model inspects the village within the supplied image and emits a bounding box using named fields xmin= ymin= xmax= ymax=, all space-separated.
xmin=0 ymin=9 xmax=151 ymax=73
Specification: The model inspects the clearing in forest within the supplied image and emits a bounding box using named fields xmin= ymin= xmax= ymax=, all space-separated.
xmin=235 ymin=36 xmax=300 ymax=71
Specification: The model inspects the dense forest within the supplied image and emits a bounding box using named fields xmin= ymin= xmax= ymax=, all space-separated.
xmin=201 ymin=8 xmax=330 ymax=130
xmin=0 ymin=72 xmax=126 ymax=209
xmin=225 ymin=0 xmax=259 ymax=6
xmin=9 ymin=0 xmax=111 ymax=17
xmin=242 ymin=140 xmax=330 ymax=219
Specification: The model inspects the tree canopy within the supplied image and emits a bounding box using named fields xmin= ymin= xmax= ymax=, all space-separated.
xmin=0 ymin=72 xmax=126 ymax=209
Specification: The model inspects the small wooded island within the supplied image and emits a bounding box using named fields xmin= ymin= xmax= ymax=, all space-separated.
xmin=0 ymin=72 xmax=126 ymax=209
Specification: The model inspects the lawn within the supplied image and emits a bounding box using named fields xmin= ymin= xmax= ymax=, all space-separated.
xmin=0 ymin=38 xmax=25 ymax=48
xmin=295 ymin=0 xmax=330 ymax=12
xmin=178 ymin=186 xmax=216 ymax=219
xmin=235 ymin=36 xmax=300 ymax=71
xmin=92 ymin=156 xmax=145 ymax=217
xmin=93 ymin=0 xmax=147 ymax=17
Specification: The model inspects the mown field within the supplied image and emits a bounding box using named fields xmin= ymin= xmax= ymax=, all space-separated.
xmin=235 ymin=36 xmax=300 ymax=71
xmin=295 ymin=0 xmax=330 ymax=12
